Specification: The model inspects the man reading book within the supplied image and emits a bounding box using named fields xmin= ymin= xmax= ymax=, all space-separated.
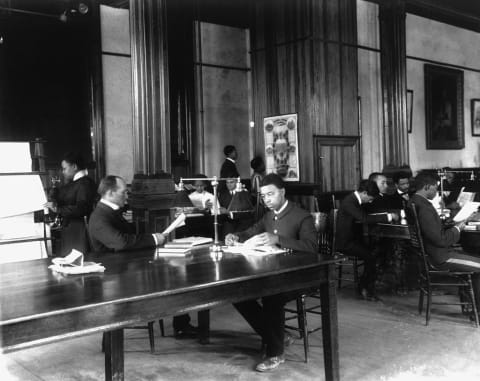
xmin=225 ymin=173 xmax=317 ymax=372
xmin=408 ymin=173 xmax=480 ymax=311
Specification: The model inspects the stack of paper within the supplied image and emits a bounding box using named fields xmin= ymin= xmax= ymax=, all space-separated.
xmin=48 ymin=250 xmax=105 ymax=275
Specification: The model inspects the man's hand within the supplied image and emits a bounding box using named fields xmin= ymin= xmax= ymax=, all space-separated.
xmin=205 ymin=199 xmax=213 ymax=209
xmin=455 ymin=221 xmax=466 ymax=232
xmin=244 ymin=232 xmax=279 ymax=246
xmin=44 ymin=201 xmax=57 ymax=213
xmin=154 ymin=233 xmax=166 ymax=246
xmin=225 ymin=233 xmax=239 ymax=246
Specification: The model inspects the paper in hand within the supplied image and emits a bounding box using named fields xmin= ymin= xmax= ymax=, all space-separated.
xmin=162 ymin=213 xmax=186 ymax=235
xmin=453 ymin=201 xmax=480 ymax=222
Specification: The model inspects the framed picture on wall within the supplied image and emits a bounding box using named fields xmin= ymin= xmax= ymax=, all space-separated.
xmin=407 ymin=89 xmax=413 ymax=133
xmin=471 ymin=99 xmax=480 ymax=136
xmin=424 ymin=64 xmax=464 ymax=149
xmin=263 ymin=113 xmax=300 ymax=181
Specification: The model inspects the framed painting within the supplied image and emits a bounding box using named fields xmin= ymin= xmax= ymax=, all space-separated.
xmin=424 ymin=64 xmax=464 ymax=149
xmin=263 ymin=113 xmax=299 ymax=181
xmin=471 ymin=99 xmax=480 ymax=136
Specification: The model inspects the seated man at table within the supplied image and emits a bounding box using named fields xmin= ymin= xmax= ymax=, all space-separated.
xmin=389 ymin=171 xmax=411 ymax=210
xmin=366 ymin=172 xmax=391 ymax=212
xmin=88 ymin=175 xmax=166 ymax=252
xmin=408 ymin=173 xmax=480 ymax=307
xmin=89 ymin=175 xmax=197 ymax=338
xmin=225 ymin=173 xmax=318 ymax=372
xmin=336 ymin=179 xmax=395 ymax=301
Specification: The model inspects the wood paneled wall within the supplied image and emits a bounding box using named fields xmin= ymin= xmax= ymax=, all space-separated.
xmin=250 ymin=0 xmax=359 ymax=184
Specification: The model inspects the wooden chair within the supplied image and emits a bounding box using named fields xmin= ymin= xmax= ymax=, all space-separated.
xmin=331 ymin=208 xmax=364 ymax=289
xmin=84 ymin=217 xmax=165 ymax=352
xmin=407 ymin=204 xmax=479 ymax=327
xmin=284 ymin=210 xmax=332 ymax=362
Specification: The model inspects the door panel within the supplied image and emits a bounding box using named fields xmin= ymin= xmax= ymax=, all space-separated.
xmin=314 ymin=135 xmax=361 ymax=192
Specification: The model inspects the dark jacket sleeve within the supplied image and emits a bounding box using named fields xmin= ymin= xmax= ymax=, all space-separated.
xmin=344 ymin=195 xmax=389 ymax=224
xmin=236 ymin=219 xmax=266 ymax=242
xmin=415 ymin=199 xmax=460 ymax=249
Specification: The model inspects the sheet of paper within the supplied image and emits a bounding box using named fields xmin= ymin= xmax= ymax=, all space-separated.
xmin=162 ymin=213 xmax=186 ymax=235
xmin=223 ymin=244 xmax=286 ymax=256
xmin=0 ymin=175 xmax=47 ymax=218
xmin=0 ymin=142 xmax=32 ymax=172
xmin=453 ymin=201 xmax=480 ymax=222
xmin=456 ymin=188 xmax=476 ymax=208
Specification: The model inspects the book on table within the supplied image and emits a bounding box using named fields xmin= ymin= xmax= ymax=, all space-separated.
xmin=164 ymin=236 xmax=213 ymax=249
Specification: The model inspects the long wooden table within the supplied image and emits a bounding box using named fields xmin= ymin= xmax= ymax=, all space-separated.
xmin=1 ymin=247 xmax=340 ymax=381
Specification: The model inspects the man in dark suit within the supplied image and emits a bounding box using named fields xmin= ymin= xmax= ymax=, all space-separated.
xmin=88 ymin=176 xmax=165 ymax=252
xmin=389 ymin=171 xmax=411 ymax=210
xmin=88 ymin=175 xmax=196 ymax=337
xmin=225 ymin=173 xmax=318 ymax=372
xmin=336 ymin=179 xmax=395 ymax=301
xmin=366 ymin=172 xmax=391 ymax=212
xmin=407 ymin=173 xmax=480 ymax=307
xmin=220 ymin=145 xmax=240 ymax=179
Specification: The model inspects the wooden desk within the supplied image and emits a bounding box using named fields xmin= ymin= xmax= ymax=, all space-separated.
xmin=367 ymin=223 xmax=410 ymax=240
xmin=0 ymin=247 xmax=340 ymax=381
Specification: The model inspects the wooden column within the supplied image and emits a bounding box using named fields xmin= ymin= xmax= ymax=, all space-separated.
xmin=379 ymin=0 xmax=408 ymax=166
xmin=130 ymin=0 xmax=171 ymax=175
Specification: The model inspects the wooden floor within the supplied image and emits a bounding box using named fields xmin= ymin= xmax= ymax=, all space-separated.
xmin=2 ymin=285 xmax=480 ymax=381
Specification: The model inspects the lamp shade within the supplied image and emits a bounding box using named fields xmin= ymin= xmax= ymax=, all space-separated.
xmin=228 ymin=190 xmax=253 ymax=212
xmin=173 ymin=190 xmax=194 ymax=207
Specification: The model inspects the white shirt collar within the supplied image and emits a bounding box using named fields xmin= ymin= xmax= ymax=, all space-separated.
xmin=73 ymin=169 xmax=88 ymax=182
xmin=354 ymin=191 xmax=362 ymax=205
xmin=100 ymin=198 xmax=120 ymax=211
xmin=397 ymin=189 xmax=406 ymax=195
xmin=274 ymin=200 xmax=289 ymax=215
xmin=226 ymin=157 xmax=236 ymax=164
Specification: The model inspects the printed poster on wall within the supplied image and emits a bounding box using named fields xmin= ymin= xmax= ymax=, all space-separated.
xmin=263 ymin=113 xmax=299 ymax=181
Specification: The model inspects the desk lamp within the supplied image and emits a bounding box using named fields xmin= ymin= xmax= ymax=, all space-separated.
xmin=227 ymin=177 xmax=254 ymax=217
xmin=173 ymin=179 xmax=194 ymax=208
xmin=179 ymin=176 xmax=227 ymax=252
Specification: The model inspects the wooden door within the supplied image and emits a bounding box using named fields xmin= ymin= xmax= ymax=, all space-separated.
xmin=314 ymin=135 xmax=361 ymax=192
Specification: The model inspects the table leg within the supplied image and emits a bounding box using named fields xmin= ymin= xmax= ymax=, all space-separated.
xmin=198 ymin=309 xmax=210 ymax=344
xmin=105 ymin=329 xmax=124 ymax=381
xmin=320 ymin=264 xmax=340 ymax=381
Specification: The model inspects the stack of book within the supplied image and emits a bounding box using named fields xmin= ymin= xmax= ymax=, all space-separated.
xmin=156 ymin=236 xmax=213 ymax=256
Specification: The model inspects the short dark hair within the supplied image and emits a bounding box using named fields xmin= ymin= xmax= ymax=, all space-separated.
xmin=414 ymin=172 xmax=439 ymax=190
xmin=193 ymin=174 xmax=208 ymax=186
xmin=393 ymin=171 xmax=410 ymax=184
xmin=223 ymin=145 xmax=236 ymax=156
xmin=62 ymin=152 xmax=86 ymax=170
xmin=250 ymin=156 xmax=265 ymax=171
xmin=357 ymin=179 xmax=380 ymax=197
xmin=98 ymin=175 xmax=121 ymax=196
xmin=368 ymin=172 xmax=385 ymax=182
xmin=260 ymin=173 xmax=285 ymax=189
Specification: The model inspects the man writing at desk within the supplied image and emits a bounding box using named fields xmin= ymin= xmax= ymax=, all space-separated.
xmin=88 ymin=175 xmax=197 ymax=338
xmin=336 ymin=179 xmax=396 ymax=301
xmin=225 ymin=173 xmax=318 ymax=372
